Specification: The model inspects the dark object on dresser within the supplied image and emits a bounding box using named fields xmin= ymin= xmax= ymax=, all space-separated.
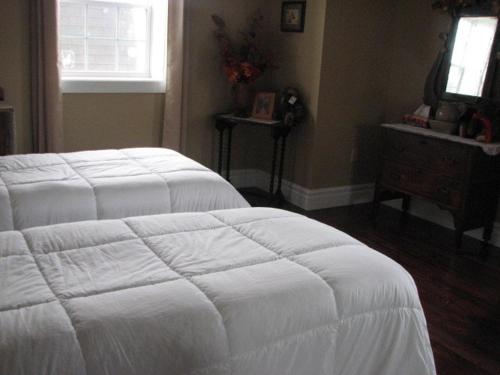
xmin=0 ymin=104 xmax=15 ymax=156
xmin=373 ymin=124 xmax=500 ymax=249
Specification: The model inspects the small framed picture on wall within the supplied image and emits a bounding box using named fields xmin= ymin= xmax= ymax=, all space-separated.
xmin=252 ymin=92 xmax=276 ymax=120
xmin=281 ymin=1 xmax=306 ymax=33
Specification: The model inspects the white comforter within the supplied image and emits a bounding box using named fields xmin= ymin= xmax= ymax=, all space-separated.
xmin=0 ymin=148 xmax=249 ymax=231
xmin=0 ymin=207 xmax=435 ymax=375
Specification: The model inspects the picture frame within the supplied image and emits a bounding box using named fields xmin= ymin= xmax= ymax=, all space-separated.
xmin=281 ymin=1 xmax=306 ymax=33
xmin=251 ymin=92 xmax=276 ymax=120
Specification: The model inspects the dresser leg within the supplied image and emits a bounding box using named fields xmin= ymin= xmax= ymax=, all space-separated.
xmin=455 ymin=230 xmax=464 ymax=249
xmin=482 ymin=221 xmax=493 ymax=252
xmin=371 ymin=186 xmax=382 ymax=222
xmin=401 ymin=195 xmax=411 ymax=223
xmin=454 ymin=219 xmax=464 ymax=249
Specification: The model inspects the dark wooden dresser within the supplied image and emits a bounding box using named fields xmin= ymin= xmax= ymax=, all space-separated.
xmin=374 ymin=124 xmax=500 ymax=248
xmin=0 ymin=104 xmax=15 ymax=156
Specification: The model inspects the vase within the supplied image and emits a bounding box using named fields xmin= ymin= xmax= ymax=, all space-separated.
xmin=232 ymin=83 xmax=254 ymax=117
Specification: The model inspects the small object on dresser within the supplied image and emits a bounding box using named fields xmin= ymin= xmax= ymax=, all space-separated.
xmin=460 ymin=102 xmax=500 ymax=142
xmin=428 ymin=119 xmax=455 ymax=134
xmin=472 ymin=112 xmax=494 ymax=143
xmin=251 ymin=92 xmax=276 ymax=120
xmin=403 ymin=114 xmax=429 ymax=128
xmin=402 ymin=104 xmax=431 ymax=128
xmin=435 ymin=101 xmax=462 ymax=123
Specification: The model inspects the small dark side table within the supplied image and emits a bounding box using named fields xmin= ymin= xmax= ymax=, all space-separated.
xmin=214 ymin=113 xmax=295 ymax=205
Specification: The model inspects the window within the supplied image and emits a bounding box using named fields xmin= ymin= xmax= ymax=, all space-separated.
xmin=58 ymin=0 xmax=167 ymax=93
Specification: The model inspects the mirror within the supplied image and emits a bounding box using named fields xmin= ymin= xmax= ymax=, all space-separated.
xmin=445 ymin=16 xmax=498 ymax=97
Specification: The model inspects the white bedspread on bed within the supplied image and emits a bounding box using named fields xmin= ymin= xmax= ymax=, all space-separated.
xmin=0 ymin=207 xmax=436 ymax=375
xmin=0 ymin=148 xmax=249 ymax=231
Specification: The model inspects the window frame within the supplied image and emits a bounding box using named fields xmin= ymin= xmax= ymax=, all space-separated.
xmin=58 ymin=0 xmax=167 ymax=93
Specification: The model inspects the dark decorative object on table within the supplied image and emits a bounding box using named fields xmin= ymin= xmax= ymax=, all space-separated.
xmin=212 ymin=12 xmax=274 ymax=117
xmin=277 ymin=87 xmax=306 ymax=126
xmin=281 ymin=2 xmax=306 ymax=32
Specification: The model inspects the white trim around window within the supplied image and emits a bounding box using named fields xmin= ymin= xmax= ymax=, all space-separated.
xmin=61 ymin=77 xmax=166 ymax=93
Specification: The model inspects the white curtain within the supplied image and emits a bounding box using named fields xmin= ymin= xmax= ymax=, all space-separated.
xmin=162 ymin=0 xmax=188 ymax=152
xmin=30 ymin=0 xmax=64 ymax=153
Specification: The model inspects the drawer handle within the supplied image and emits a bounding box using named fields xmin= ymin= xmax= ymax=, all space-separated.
xmin=419 ymin=139 xmax=428 ymax=146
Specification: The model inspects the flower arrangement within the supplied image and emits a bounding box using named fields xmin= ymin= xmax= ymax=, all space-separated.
xmin=212 ymin=12 xmax=274 ymax=85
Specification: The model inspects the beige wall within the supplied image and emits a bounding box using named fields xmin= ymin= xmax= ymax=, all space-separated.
xmin=266 ymin=0 xmax=327 ymax=188
xmin=0 ymin=0 xmax=32 ymax=153
xmin=63 ymin=94 xmax=164 ymax=151
xmin=384 ymin=1 xmax=451 ymax=123
xmin=182 ymin=0 xmax=270 ymax=170
xmin=301 ymin=0 xmax=450 ymax=189
xmin=310 ymin=0 xmax=395 ymax=188
xmin=0 ymin=0 xmax=453 ymax=190
xmin=63 ymin=0 xmax=270 ymax=162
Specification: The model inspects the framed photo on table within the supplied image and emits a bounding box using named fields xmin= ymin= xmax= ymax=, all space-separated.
xmin=281 ymin=1 xmax=306 ymax=32
xmin=251 ymin=92 xmax=276 ymax=120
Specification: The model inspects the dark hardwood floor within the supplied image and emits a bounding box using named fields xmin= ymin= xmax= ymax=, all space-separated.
xmin=242 ymin=190 xmax=500 ymax=375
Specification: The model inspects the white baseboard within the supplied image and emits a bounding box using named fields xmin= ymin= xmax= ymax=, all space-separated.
xmin=227 ymin=169 xmax=374 ymax=211
xmin=227 ymin=168 xmax=500 ymax=248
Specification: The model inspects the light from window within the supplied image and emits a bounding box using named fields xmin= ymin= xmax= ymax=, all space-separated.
xmin=446 ymin=17 xmax=498 ymax=97
xmin=58 ymin=0 xmax=166 ymax=82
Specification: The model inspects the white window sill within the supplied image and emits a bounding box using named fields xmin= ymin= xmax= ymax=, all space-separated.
xmin=61 ymin=78 xmax=166 ymax=94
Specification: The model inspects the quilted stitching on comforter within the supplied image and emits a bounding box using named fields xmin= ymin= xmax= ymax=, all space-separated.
xmin=0 ymin=148 xmax=249 ymax=231
xmin=0 ymin=207 xmax=436 ymax=375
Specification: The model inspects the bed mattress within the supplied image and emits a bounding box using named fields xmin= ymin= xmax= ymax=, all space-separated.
xmin=0 ymin=207 xmax=436 ymax=375
xmin=0 ymin=148 xmax=249 ymax=231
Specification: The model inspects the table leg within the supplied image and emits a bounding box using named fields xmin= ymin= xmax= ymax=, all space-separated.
xmin=482 ymin=191 xmax=498 ymax=253
xmin=275 ymin=132 xmax=288 ymax=206
xmin=226 ymin=125 xmax=233 ymax=181
xmin=401 ymin=195 xmax=411 ymax=224
xmin=217 ymin=125 xmax=224 ymax=175
xmin=269 ymin=132 xmax=279 ymax=201
xmin=371 ymin=183 xmax=382 ymax=221
xmin=454 ymin=217 xmax=465 ymax=249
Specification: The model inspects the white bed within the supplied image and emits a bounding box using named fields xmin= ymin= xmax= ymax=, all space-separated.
xmin=0 ymin=148 xmax=249 ymax=231
xmin=0 ymin=207 xmax=436 ymax=375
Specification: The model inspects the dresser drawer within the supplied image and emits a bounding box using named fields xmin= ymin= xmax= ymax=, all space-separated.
xmin=381 ymin=161 xmax=463 ymax=209
xmin=385 ymin=130 xmax=467 ymax=179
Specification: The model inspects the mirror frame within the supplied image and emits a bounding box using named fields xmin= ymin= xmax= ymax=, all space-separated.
xmin=441 ymin=7 xmax=500 ymax=104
